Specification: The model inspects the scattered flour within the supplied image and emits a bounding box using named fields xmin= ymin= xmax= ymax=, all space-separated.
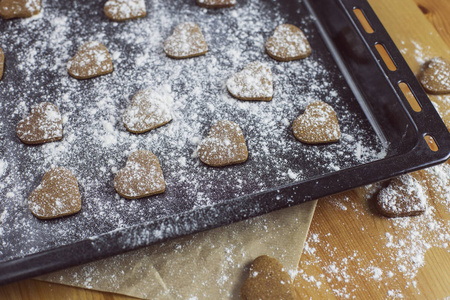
xmin=299 ymin=163 xmax=450 ymax=299
xmin=0 ymin=0 xmax=385 ymax=263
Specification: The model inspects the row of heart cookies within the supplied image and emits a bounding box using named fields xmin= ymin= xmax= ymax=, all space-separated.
xmin=22 ymin=99 xmax=340 ymax=219
xmin=64 ymin=21 xmax=311 ymax=81
xmin=25 ymin=152 xmax=162 ymax=219
xmin=105 ymin=0 xmax=238 ymax=21
xmin=0 ymin=0 xmax=235 ymax=20
xmin=16 ymin=91 xmax=341 ymax=146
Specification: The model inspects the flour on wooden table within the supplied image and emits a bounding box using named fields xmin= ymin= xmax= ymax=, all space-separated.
xmin=300 ymin=164 xmax=450 ymax=299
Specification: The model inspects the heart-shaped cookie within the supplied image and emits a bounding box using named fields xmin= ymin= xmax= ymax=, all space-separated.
xmin=163 ymin=22 xmax=208 ymax=59
xmin=196 ymin=0 xmax=236 ymax=8
xmin=198 ymin=120 xmax=248 ymax=167
xmin=104 ymin=0 xmax=146 ymax=21
xmin=292 ymin=101 xmax=340 ymax=144
xmin=123 ymin=88 xmax=173 ymax=134
xmin=17 ymin=102 xmax=63 ymax=145
xmin=419 ymin=57 xmax=450 ymax=94
xmin=67 ymin=41 xmax=114 ymax=79
xmin=28 ymin=167 xmax=81 ymax=219
xmin=114 ymin=150 xmax=166 ymax=199
xmin=266 ymin=24 xmax=312 ymax=61
xmin=241 ymin=255 xmax=300 ymax=300
xmin=226 ymin=62 xmax=273 ymax=101
xmin=0 ymin=47 xmax=4 ymax=80
xmin=0 ymin=0 xmax=41 ymax=20
xmin=376 ymin=172 xmax=427 ymax=218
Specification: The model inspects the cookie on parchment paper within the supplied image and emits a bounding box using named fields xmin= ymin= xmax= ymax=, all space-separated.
xmin=241 ymin=255 xmax=301 ymax=300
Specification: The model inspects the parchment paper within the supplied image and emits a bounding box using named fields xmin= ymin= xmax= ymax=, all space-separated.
xmin=37 ymin=201 xmax=316 ymax=299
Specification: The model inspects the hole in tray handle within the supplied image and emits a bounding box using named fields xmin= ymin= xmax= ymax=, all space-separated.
xmin=375 ymin=43 xmax=397 ymax=71
xmin=353 ymin=8 xmax=374 ymax=34
xmin=424 ymin=135 xmax=439 ymax=152
xmin=398 ymin=82 xmax=422 ymax=112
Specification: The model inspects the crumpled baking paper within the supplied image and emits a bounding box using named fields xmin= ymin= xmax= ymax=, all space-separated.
xmin=38 ymin=201 xmax=316 ymax=299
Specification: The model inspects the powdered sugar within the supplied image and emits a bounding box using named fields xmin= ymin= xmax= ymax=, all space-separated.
xmin=0 ymin=159 xmax=7 ymax=178
xmin=0 ymin=0 xmax=385 ymax=262
xmin=197 ymin=0 xmax=237 ymax=6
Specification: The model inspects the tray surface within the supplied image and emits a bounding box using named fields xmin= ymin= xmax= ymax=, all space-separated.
xmin=0 ymin=0 xmax=385 ymax=262
xmin=0 ymin=0 xmax=448 ymax=284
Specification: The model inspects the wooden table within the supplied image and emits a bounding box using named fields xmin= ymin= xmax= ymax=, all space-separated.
xmin=1 ymin=0 xmax=449 ymax=299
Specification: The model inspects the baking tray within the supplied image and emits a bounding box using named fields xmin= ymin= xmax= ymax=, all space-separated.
xmin=0 ymin=0 xmax=449 ymax=284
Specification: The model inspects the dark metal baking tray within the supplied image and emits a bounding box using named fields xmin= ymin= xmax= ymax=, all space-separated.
xmin=0 ymin=0 xmax=449 ymax=284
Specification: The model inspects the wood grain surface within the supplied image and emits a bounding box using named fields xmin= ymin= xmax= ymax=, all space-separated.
xmin=1 ymin=0 xmax=449 ymax=299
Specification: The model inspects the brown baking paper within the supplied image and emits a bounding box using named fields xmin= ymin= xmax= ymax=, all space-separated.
xmin=37 ymin=201 xmax=316 ymax=299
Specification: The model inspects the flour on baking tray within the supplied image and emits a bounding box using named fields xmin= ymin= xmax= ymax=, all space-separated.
xmin=0 ymin=0 xmax=385 ymax=260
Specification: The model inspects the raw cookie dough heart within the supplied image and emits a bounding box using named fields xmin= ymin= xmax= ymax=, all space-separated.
xmin=292 ymin=101 xmax=340 ymax=144
xmin=198 ymin=120 xmax=248 ymax=167
xmin=241 ymin=255 xmax=300 ymax=300
xmin=104 ymin=0 xmax=146 ymax=21
xmin=195 ymin=0 xmax=236 ymax=8
xmin=67 ymin=41 xmax=114 ymax=79
xmin=265 ymin=24 xmax=312 ymax=61
xmin=16 ymin=102 xmax=63 ymax=145
xmin=0 ymin=47 xmax=4 ymax=80
xmin=123 ymin=88 xmax=173 ymax=133
xmin=376 ymin=172 xmax=428 ymax=217
xmin=419 ymin=57 xmax=450 ymax=94
xmin=0 ymin=0 xmax=41 ymax=19
xmin=28 ymin=167 xmax=81 ymax=219
xmin=163 ymin=22 xmax=208 ymax=59
xmin=226 ymin=62 xmax=273 ymax=101
xmin=114 ymin=150 xmax=166 ymax=199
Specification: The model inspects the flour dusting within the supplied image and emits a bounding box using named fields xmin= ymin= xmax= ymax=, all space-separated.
xmin=0 ymin=0 xmax=385 ymax=262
